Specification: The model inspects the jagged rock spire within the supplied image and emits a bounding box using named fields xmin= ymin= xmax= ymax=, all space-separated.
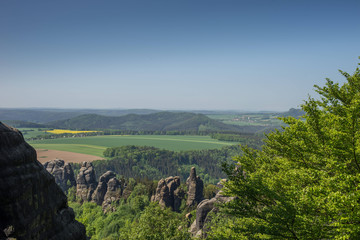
xmin=186 ymin=167 xmax=204 ymax=207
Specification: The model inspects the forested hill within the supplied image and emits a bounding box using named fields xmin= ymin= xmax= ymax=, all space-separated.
xmin=49 ymin=112 xmax=243 ymax=132
xmin=0 ymin=108 xmax=160 ymax=123
xmin=279 ymin=108 xmax=305 ymax=118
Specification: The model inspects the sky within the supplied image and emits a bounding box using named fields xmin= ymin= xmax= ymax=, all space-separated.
xmin=1 ymin=0 xmax=360 ymax=111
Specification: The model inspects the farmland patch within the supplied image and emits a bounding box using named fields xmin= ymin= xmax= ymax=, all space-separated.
xmin=36 ymin=149 xmax=104 ymax=163
xmin=28 ymin=135 xmax=237 ymax=154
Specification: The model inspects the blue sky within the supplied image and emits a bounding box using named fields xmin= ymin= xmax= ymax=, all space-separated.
xmin=1 ymin=0 xmax=360 ymax=111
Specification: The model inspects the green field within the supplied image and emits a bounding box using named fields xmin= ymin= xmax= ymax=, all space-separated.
xmin=28 ymin=135 xmax=236 ymax=157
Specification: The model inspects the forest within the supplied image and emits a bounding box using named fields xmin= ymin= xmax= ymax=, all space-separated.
xmin=73 ymin=145 xmax=243 ymax=184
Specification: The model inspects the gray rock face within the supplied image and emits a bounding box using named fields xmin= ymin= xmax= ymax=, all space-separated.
xmin=92 ymin=171 xmax=117 ymax=205
xmin=102 ymin=177 xmax=123 ymax=213
xmin=189 ymin=179 xmax=234 ymax=237
xmin=76 ymin=161 xmax=97 ymax=202
xmin=152 ymin=179 xmax=171 ymax=207
xmin=91 ymin=170 xmax=124 ymax=212
xmin=195 ymin=198 xmax=218 ymax=231
xmin=186 ymin=167 xmax=204 ymax=207
xmin=151 ymin=176 xmax=184 ymax=211
xmin=0 ymin=122 xmax=86 ymax=240
xmin=43 ymin=159 xmax=76 ymax=192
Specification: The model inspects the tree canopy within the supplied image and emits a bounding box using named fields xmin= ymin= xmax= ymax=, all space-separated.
xmin=216 ymin=62 xmax=360 ymax=239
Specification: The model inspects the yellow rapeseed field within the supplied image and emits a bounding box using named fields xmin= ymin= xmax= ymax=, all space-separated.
xmin=46 ymin=129 xmax=99 ymax=134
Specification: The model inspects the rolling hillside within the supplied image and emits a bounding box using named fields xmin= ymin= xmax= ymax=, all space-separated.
xmin=0 ymin=108 xmax=160 ymax=123
xmin=49 ymin=112 xmax=243 ymax=132
xmin=2 ymin=120 xmax=47 ymax=128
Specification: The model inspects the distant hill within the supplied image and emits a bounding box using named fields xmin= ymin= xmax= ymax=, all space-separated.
xmin=0 ymin=109 xmax=81 ymax=123
xmin=0 ymin=108 xmax=161 ymax=123
xmin=1 ymin=120 xmax=47 ymax=128
xmin=49 ymin=112 xmax=243 ymax=132
xmin=280 ymin=108 xmax=305 ymax=118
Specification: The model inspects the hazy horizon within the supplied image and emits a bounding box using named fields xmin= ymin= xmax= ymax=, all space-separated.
xmin=1 ymin=0 xmax=360 ymax=111
xmin=0 ymin=106 xmax=287 ymax=113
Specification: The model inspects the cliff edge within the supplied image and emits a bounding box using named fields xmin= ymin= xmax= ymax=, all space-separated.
xmin=0 ymin=122 xmax=86 ymax=240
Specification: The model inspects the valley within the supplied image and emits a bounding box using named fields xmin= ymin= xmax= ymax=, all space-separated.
xmin=2 ymin=1 xmax=357 ymax=238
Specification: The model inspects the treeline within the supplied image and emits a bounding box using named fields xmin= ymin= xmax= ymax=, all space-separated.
xmin=74 ymin=145 xmax=242 ymax=184
xmin=102 ymin=129 xmax=209 ymax=136
xmin=102 ymin=129 xmax=267 ymax=137
xmin=30 ymin=131 xmax=102 ymax=140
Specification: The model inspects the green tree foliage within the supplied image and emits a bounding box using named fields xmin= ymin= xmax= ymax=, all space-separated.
xmin=203 ymin=184 xmax=218 ymax=199
xmin=67 ymin=186 xmax=76 ymax=202
xmin=206 ymin=214 xmax=248 ymax=240
xmin=69 ymin=181 xmax=192 ymax=240
xmin=70 ymin=202 xmax=105 ymax=238
xmin=119 ymin=203 xmax=191 ymax=240
xmin=214 ymin=63 xmax=360 ymax=239
xmin=69 ymin=183 xmax=151 ymax=239
xmin=127 ymin=184 xmax=151 ymax=213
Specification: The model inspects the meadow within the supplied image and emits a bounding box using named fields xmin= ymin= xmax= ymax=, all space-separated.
xmin=28 ymin=135 xmax=236 ymax=157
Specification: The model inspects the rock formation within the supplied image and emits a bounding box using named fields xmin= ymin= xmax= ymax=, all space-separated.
xmin=189 ymin=179 xmax=234 ymax=237
xmin=43 ymin=159 xmax=76 ymax=192
xmin=91 ymin=171 xmax=124 ymax=212
xmin=0 ymin=122 xmax=86 ymax=240
xmin=76 ymin=161 xmax=97 ymax=202
xmin=102 ymin=177 xmax=124 ymax=213
xmin=151 ymin=176 xmax=185 ymax=211
xmin=92 ymin=171 xmax=117 ymax=205
xmin=186 ymin=167 xmax=204 ymax=207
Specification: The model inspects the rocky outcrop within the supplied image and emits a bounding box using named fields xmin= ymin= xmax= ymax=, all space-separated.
xmin=151 ymin=176 xmax=185 ymax=211
xmin=152 ymin=178 xmax=170 ymax=207
xmin=151 ymin=168 xmax=204 ymax=211
xmin=189 ymin=179 xmax=234 ymax=237
xmin=76 ymin=161 xmax=97 ymax=202
xmin=186 ymin=167 xmax=204 ymax=207
xmin=92 ymin=171 xmax=116 ymax=205
xmin=43 ymin=159 xmax=76 ymax=192
xmin=0 ymin=122 xmax=86 ymax=240
xmin=102 ymin=177 xmax=124 ymax=213
xmin=91 ymin=171 xmax=124 ymax=212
